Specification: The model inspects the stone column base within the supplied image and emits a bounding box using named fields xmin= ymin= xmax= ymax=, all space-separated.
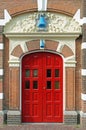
xmin=64 ymin=111 xmax=77 ymax=125
xmin=7 ymin=111 xmax=21 ymax=124
xmin=0 ymin=111 xmax=4 ymax=124
xmin=80 ymin=111 xmax=86 ymax=128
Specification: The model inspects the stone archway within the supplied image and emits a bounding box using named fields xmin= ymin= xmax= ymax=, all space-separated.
xmin=3 ymin=12 xmax=81 ymax=124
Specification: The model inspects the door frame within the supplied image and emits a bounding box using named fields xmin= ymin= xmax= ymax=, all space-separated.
xmin=20 ymin=50 xmax=65 ymax=122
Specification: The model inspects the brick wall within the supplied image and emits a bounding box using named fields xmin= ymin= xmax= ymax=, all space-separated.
xmin=0 ymin=0 xmax=82 ymax=125
xmin=0 ymin=0 xmax=81 ymax=18
xmin=75 ymin=36 xmax=82 ymax=110
xmin=81 ymin=0 xmax=86 ymax=17
xmin=66 ymin=68 xmax=75 ymax=110
xmin=3 ymin=37 xmax=9 ymax=110
xmin=9 ymin=67 xmax=20 ymax=110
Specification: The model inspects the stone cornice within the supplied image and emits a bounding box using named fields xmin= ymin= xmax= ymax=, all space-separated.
xmin=5 ymin=32 xmax=81 ymax=38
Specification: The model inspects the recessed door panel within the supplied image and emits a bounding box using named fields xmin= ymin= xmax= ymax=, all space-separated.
xmin=22 ymin=52 xmax=63 ymax=122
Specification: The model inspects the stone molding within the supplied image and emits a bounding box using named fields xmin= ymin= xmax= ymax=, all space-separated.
xmin=64 ymin=111 xmax=77 ymax=115
xmin=7 ymin=111 xmax=21 ymax=115
xmin=8 ymin=38 xmax=76 ymax=67
xmin=8 ymin=60 xmax=20 ymax=67
xmin=65 ymin=61 xmax=76 ymax=67
xmin=9 ymin=38 xmax=75 ymax=55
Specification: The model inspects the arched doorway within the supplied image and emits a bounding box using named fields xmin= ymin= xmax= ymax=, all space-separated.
xmin=22 ymin=52 xmax=63 ymax=123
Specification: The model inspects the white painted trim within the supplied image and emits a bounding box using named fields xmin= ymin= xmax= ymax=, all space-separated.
xmin=79 ymin=17 xmax=86 ymax=25
xmin=0 ymin=69 xmax=3 ymax=76
xmin=37 ymin=0 xmax=47 ymax=11
xmin=0 ymin=19 xmax=5 ymax=26
xmin=73 ymin=9 xmax=80 ymax=23
xmin=0 ymin=93 xmax=3 ymax=99
xmin=0 ymin=9 xmax=11 ymax=26
xmin=56 ymin=43 xmax=64 ymax=53
xmin=81 ymin=17 xmax=86 ymax=25
xmin=78 ymin=17 xmax=86 ymax=25
xmin=0 ymin=43 xmax=4 ymax=50
xmin=81 ymin=42 xmax=86 ymax=49
xmin=73 ymin=9 xmax=86 ymax=25
xmin=81 ymin=93 xmax=86 ymax=101
xmin=80 ymin=111 xmax=86 ymax=117
xmin=81 ymin=69 xmax=86 ymax=76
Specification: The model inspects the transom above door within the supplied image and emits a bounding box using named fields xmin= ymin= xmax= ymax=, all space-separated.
xmin=22 ymin=52 xmax=63 ymax=122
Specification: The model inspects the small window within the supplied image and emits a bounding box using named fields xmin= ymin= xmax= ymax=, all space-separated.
xmin=55 ymin=81 xmax=60 ymax=89
xmin=25 ymin=69 xmax=30 ymax=77
xmin=47 ymin=69 xmax=51 ymax=77
xmin=25 ymin=81 xmax=30 ymax=89
xmin=33 ymin=69 xmax=38 ymax=77
xmin=33 ymin=81 xmax=38 ymax=89
xmin=47 ymin=81 xmax=51 ymax=89
xmin=55 ymin=69 xmax=59 ymax=77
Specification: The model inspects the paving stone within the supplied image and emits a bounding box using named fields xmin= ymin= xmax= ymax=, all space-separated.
xmin=0 ymin=124 xmax=85 ymax=130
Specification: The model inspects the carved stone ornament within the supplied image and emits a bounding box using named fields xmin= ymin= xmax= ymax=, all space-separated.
xmin=4 ymin=12 xmax=81 ymax=34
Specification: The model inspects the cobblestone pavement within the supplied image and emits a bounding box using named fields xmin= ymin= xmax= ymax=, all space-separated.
xmin=0 ymin=124 xmax=85 ymax=130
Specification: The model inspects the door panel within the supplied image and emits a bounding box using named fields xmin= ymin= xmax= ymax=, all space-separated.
xmin=22 ymin=53 xmax=42 ymax=122
xmin=22 ymin=52 xmax=63 ymax=122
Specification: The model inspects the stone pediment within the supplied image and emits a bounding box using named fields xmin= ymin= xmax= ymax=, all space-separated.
xmin=4 ymin=12 xmax=81 ymax=34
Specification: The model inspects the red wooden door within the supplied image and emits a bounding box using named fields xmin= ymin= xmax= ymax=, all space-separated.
xmin=22 ymin=52 xmax=63 ymax=122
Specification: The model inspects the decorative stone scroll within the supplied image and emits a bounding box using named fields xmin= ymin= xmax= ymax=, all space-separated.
xmin=4 ymin=12 xmax=81 ymax=34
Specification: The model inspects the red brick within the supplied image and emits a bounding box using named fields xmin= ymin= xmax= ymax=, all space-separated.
xmin=9 ymin=67 xmax=20 ymax=109
xmin=62 ymin=45 xmax=74 ymax=58
xmin=66 ymin=68 xmax=75 ymax=110
xmin=75 ymin=36 xmax=82 ymax=110
xmin=0 ymin=0 xmax=81 ymax=18
xmin=11 ymin=45 xmax=23 ymax=58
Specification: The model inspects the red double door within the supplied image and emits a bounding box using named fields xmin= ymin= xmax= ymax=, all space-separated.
xmin=22 ymin=52 xmax=63 ymax=122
